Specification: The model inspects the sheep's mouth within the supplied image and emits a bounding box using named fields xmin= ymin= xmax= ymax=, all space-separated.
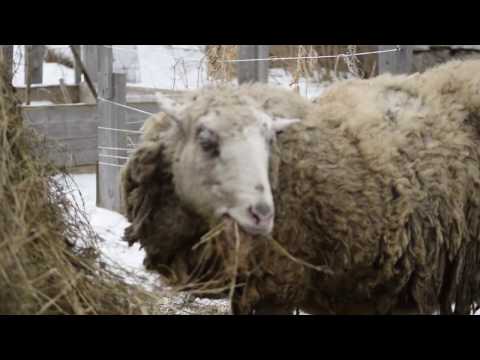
xmin=221 ymin=214 xmax=271 ymax=237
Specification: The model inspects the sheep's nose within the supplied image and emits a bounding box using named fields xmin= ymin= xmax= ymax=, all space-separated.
xmin=249 ymin=202 xmax=274 ymax=225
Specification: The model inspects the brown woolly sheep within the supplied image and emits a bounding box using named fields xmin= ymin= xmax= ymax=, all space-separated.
xmin=122 ymin=60 xmax=480 ymax=314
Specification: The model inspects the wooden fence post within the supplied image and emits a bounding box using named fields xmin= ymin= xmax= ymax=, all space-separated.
xmin=97 ymin=44 xmax=127 ymax=212
xmin=25 ymin=45 xmax=45 ymax=85
xmin=378 ymin=45 xmax=413 ymax=75
xmin=238 ymin=45 xmax=271 ymax=83
xmin=82 ymin=45 xmax=99 ymax=83
xmin=0 ymin=45 xmax=13 ymax=84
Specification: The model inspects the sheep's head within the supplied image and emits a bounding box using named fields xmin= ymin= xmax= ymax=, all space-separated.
xmin=156 ymin=91 xmax=299 ymax=236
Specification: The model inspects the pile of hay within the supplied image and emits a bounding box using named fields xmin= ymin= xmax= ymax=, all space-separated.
xmin=0 ymin=65 xmax=163 ymax=315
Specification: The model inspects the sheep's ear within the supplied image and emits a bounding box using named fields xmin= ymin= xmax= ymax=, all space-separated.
xmin=272 ymin=118 xmax=301 ymax=133
xmin=251 ymin=107 xmax=301 ymax=133
xmin=155 ymin=92 xmax=186 ymax=134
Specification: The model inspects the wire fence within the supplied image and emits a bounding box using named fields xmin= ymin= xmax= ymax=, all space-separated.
xmin=93 ymin=45 xmax=403 ymax=169
xmin=3 ymin=45 xmax=404 ymax=169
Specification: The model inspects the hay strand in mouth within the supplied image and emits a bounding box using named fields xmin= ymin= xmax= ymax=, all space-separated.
xmin=192 ymin=221 xmax=227 ymax=251
xmin=228 ymin=221 xmax=241 ymax=304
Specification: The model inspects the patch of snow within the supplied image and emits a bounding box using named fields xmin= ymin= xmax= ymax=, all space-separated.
xmin=58 ymin=172 xmax=230 ymax=314
xmin=27 ymin=100 xmax=55 ymax=106
xmin=59 ymin=173 xmax=156 ymax=285
xmin=136 ymin=45 xmax=208 ymax=90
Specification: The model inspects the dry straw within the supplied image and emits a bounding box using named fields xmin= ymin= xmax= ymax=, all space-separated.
xmin=0 ymin=62 xmax=176 ymax=315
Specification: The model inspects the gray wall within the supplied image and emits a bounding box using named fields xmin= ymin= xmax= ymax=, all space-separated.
xmin=23 ymin=101 xmax=160 ymax=168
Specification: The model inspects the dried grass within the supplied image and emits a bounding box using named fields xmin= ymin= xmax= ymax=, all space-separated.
xmin=206 ymin=45 xmax=379 ymax=85
xmin=0 ymin=62 xmax=167 ymax=315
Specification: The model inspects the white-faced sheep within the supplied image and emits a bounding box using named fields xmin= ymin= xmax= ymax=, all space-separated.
xmin=122 ymin=60 xmax=480 ymax=314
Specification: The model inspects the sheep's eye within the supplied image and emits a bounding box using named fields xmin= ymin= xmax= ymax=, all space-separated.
xmin=197 ymin=126 xmax=220 ymax=157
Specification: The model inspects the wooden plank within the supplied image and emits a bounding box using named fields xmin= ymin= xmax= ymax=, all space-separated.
xmin=97 ymin=44 xmax=126 ymax=211
xmin=378 ymin=45 xmax=413 ymax=75
xmin=72 ymin=45 xmax=82 ymax=84
xmin=238 ymin=45 xmax=271 ymax=84
xmin=0 ymin=45 xmax=14 ymax=84
xmin=97 ymin=73 xmax=127 ymax=211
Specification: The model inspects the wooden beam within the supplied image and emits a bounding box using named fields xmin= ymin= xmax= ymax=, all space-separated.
xmin=378 ymin=45 xmax=413 ymax=75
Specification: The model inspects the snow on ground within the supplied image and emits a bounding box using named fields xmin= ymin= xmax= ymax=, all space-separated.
xmin=59 ymin=173 xmax=156 ymax=285
xmin=58 ymin=172 xmax=230 ymax=315
xmin=269 ymin=67 xmax=335 ymax=99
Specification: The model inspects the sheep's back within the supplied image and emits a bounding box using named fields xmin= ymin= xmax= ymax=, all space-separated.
xmin=274 ymin=68 xmax=480 ymax=313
